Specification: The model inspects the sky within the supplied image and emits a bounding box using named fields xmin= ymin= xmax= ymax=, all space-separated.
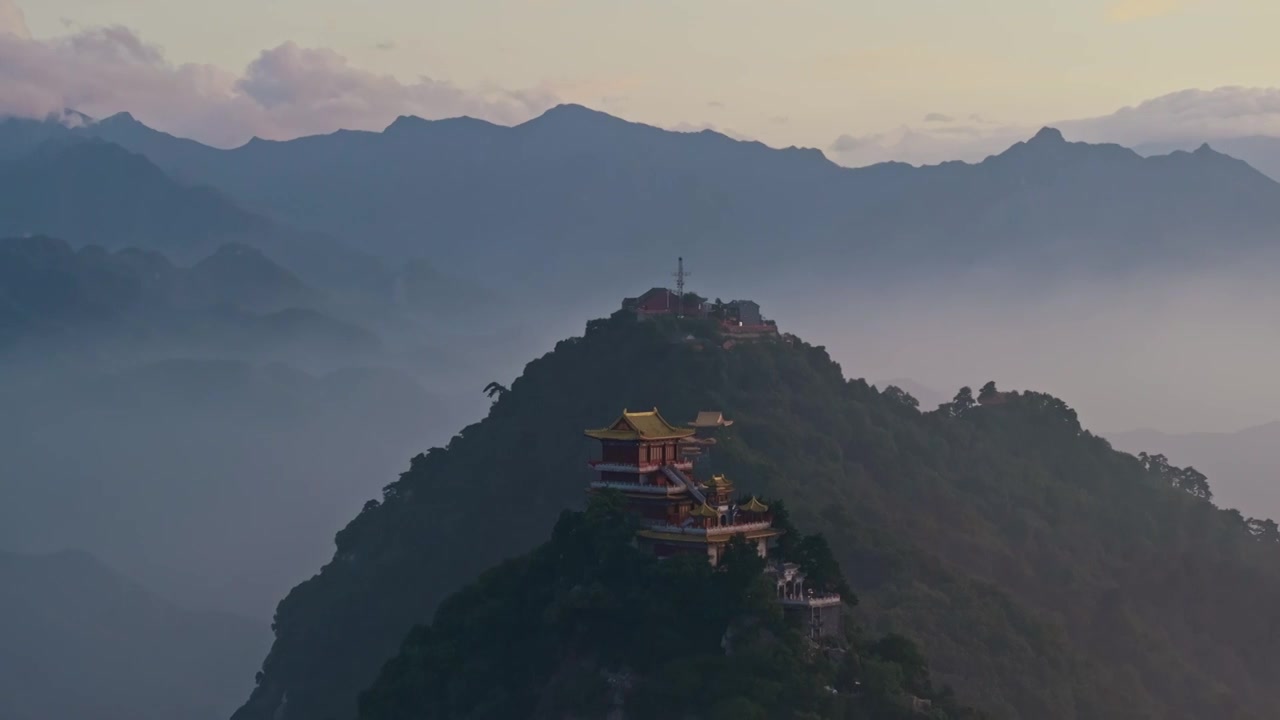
xmin=3 ymin=0 xmax=1280 ymax=162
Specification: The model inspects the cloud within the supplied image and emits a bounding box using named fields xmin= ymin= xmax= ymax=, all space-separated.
xmin=923 ymin=112 xmax=954 ymax=123
xmin=826 ymin=86 xmax=1280 ymax=168
xmin=375 ymin=41 xmax=395 ymax=51
xmin=1060 ymin=87 xmax=1280 ymax=145
xmin=707 ymin=100 xmax=725 ymax=109
xmin=829 ymin=134 xmax=872 ymax=153
xmin=828 ymin=125 xmax=1026 ymax=167
xmin=0 ymin=0 xmax=29 ymax=40
xmin=0 ymin=13 xmax=557 ymax=147
xmin=1106 ymin=0 xmax=1187 ymax=23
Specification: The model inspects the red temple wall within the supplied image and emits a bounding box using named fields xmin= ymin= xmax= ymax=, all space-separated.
xmin=602 ymin=443 xmax=640 ymax=464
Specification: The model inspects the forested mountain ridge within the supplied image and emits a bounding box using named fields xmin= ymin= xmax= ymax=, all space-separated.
xmin=357 ymin=494 xmax=984 ymax=720
xmin=235 ymin=312 xmax=1280 ymax=720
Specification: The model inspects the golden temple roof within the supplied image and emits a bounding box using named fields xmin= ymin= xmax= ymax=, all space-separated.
xmin=741 ymin=496 xmax=770 ymax=513
xmin=707 ymin=474 xmax=734 ymax=489
xmin=690 ymin=503 xmax=720 ymax=519
xmin=585 ymin=408 xmax=696 ymax=441
xmin=689 ymin=411 xmax=734 ymax=428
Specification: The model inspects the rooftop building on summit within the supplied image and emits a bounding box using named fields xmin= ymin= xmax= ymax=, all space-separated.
xmin=619 ymin=260 xmax=777 ymax=339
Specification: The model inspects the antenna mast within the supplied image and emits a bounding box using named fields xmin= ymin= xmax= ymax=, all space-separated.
xmin=673 ymin=257 xmax=691 ymax=318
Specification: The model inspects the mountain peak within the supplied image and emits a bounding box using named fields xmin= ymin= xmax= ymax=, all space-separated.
xmin=1029 ymin=127 xmax=1066 ymax=145
xmin=385 ymin=114 xmax=429 ymax=133
xmin=383 ymin=114 xmax=500 ymax=136
xmin=522 ymin=103 xmax=626 ymax=130
xmin=100 ymin=111 xmax=138 ymax=125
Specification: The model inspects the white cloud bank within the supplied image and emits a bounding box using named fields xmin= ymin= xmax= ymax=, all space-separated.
xmin=828 ymin=87 xmax=1280 ymax=168
xmin=0 ymin=0 xmax=556 ymax=147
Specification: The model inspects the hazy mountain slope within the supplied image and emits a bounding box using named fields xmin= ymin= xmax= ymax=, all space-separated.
xmin=235 ymin=313 xmax=1280 ymax=720
xmin=0 ymin=139 xmax=268 ymax=254
xmin=0 ymin=549 xmax=266 ymax=720
xmin=0 ymin=359 xmax=467 ymax=619
xmin=0 ymin=114 xmax=85 ymax=160
xmin=69 ymin=106 xmax=1280 ymax=293
xmin=1109 ymin=422 xmax=1280 ymax=522
xmin=857 ymin=130 xmax=1280 ymax=272
xmin=0 ymin=131 xmax=390 ymax=295
xmin=1138 ymin=135 xmax=1280 ymax=182
xmin=0 ymin=236 xmax=377 ymax=364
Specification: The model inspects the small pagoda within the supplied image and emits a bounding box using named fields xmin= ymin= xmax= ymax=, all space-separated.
xmin=585 ymin=408 xmax=782 ymax=565
xmin=680 ymin=410 xmax=732 ymax=464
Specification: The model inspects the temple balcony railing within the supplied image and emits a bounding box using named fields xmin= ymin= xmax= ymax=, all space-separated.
xmin=589 ymin=480 xmax=688 ymax=495
xmin=588 ymin=460 xmax=694 ymax=474
xmin=781 ymin=594 xmax=843 ymax=608
xmin=642 ymin=520 xmax=775 ymax=536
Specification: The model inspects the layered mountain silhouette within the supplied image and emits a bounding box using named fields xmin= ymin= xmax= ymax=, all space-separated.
xmin=7 ymin=105 xmax=1280 ymax=300
xmin=0 ymin=139 xmax=267 ymax=254
xmin=67 ymin=106 xmax=1280 ymax=292
xmin=0 ymin=548 xmax=266 ymax=720
xmin=1138 ymin=135 xmax=1280 ymax=182
xmin=0 ymin=236 xmax=376 ymax=362
xmin=0 ymin=131 xmax=389 ymax=295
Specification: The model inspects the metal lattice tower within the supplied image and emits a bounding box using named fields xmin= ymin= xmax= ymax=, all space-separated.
xmin=673 ymin=257 xmax=691 ymax=318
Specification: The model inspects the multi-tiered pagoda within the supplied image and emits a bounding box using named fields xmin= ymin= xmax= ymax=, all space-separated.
xmin=584 ymin=408 xmax=782 ymax=565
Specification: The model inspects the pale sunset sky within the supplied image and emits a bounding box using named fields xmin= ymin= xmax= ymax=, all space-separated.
xmin=5 ymin=0 xmax=1279 ymax=163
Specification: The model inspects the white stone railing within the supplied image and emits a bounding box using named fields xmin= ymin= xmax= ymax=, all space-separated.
xmin=781 ymin=594 xmax=842 ymax=608
xmin=588 ymin=460 xmax=694 ymax=474
xmin=642 ymin=520 xmax=774 ymax=536
xmin=589 ymin=480 xmax=687 ymax=495
xmin=589 ymin=462 xmax=661 ymax=474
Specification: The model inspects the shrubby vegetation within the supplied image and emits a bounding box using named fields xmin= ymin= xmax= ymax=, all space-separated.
xmin=237 ymin=311 xmax=1280 ymax=720
xmin=357 ymin=493 xmax=981 ymax=720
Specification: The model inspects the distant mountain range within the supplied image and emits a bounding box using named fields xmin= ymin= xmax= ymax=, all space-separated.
xmin=5 ymin=106 xmax=1280 ymax=300
xmin=1137 ymin=135 xmax=1280 ymax=183
xmin=0 ymin=548 xmax=266 ymax=720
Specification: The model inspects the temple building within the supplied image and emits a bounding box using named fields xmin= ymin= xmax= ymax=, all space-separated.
xmin=584 ymin=408 xmax=781 ymax=564
xmin=585 ymin=408 xmax=843 ymax=637
xmin=767 ymin=562 xmax=844 ymax=640
xmin=681 ymin=410 xmax=733 ymax=464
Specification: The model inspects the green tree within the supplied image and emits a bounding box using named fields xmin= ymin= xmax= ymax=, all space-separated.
xmin=940 ymin=386 xmax=976 ymax=417
xmin=482 ymin=381 xmax=508 ymax=401
xmin=883 ymin=384 xmax=920 ymax=410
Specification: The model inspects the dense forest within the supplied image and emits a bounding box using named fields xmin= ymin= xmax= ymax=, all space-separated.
xmin=358 ymin=493 xmax=982 ymax=719
xmin=236 ymin=311 xmax=1280 ymax=720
